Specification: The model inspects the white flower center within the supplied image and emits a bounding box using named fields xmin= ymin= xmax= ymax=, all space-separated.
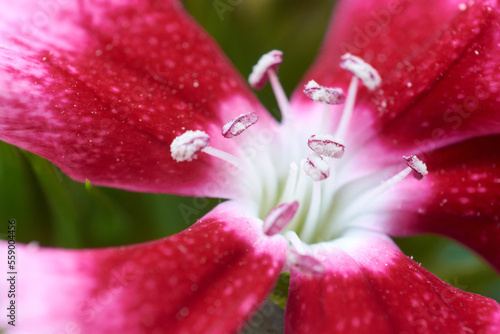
xmin=170 ymin=52 xmax=427 ymax=276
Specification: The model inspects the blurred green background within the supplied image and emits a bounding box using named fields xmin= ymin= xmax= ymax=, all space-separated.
xmin=0 ymin=0 xmax=498 ymax=320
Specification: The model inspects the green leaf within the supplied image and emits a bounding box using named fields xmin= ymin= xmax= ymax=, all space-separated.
xmin=269 ymin=272 xmax=291 ymax=309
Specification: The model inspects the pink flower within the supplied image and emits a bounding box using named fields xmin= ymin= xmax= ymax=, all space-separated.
xmin=1 ymin=0 xmax=500 ymax=333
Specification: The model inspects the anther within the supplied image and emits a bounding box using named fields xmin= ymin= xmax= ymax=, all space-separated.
xmin=171 ymin=130 xmax=243 ymax=168
xmin=221 ymin=112 xmax=259 ymax=138
xmin=303 ymin=154 xmax=330 ymax=181
xmin=249 ymin=50 xmax=292 ymax=123
xmin=303 ymin=80 xmax=345 ymax=105
xmin=263 ymin=201 xmax=299 ymax=236
xmin=308 ymin=135 xmax=345 ymax=159
xmin=170 ymin=130 xmax=210 ymax=162
xmin=248 ymin=50 xmax=283 ymax=90
xmin=340 ymin=53 xmax=381 ymax=90
xmin=287 ymin=249 xmax=325 ymax=277
xmin=285 ymin=231 xmax=324 ymax=277
xmin=403 ymin=155 xmax=428 ymax=180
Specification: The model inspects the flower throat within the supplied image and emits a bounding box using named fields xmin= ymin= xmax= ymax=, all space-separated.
xmin=170 ymin=51 xmax=428 ymax=276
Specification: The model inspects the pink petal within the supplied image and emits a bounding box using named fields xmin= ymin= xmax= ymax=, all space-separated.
xmin=0 ymin=0 xmax=272 ymax=198
xmin=367 ymin=135 xmax=500 ymax=271
xmin=292 ymin=0 xmax=500 ymax=161
xmin=284 ymin=230 xmax=500 ymax=334
xmin=1 ymin=202 xmax=287 ymax=334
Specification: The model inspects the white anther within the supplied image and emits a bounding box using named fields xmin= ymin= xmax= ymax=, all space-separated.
xmin=221 ymin=112 xmax=259 ymax=138
xmin=340 ymin=53 xmax=381 ymax=90
xmin=248 ymin=50 xmax=283 ymax=90
xmin=170 ymin=130 xmax=210 ymax=162
xmin=263 ymin=201 xmax=299 ymax=236
xmin=403 ymin=155 xmax=428 ymax=179
xmin=303 ymin=80 xmax=345 ymax=105
xmin=308 ymin=135 xmax=345 ymax=159
xmin=303 ymin=154 xmax=330 ymax=181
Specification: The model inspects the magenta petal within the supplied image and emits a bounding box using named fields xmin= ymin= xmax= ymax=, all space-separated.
xmin=1 ymin=202 xmax=287 ymax=334
xmin=0 ymin=0 xmax=271 ymax=197
xmin=369 ymin=135 xmax=500 ymax=271
xmin=292 ymin=0 xmax=500 ymax=159
xmin=284 ymin=231 xmax=500 ymax=334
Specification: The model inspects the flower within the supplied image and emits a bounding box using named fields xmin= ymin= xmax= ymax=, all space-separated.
xmin=1 ymin=0 xmax=500 ymax=333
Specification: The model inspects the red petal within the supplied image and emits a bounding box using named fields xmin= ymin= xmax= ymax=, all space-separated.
xmin=0 ymin=0 xmax=272 ymax=197
xmin=292 ymin=0 xmax=500 ymax=161
xmin=367 ymin=135 xmax=500 ymax=271
xmin=2 ymin=202 xmax=287 ymax=334
xmin=371 ymin=3 xmax=500 ymax=156
xmin=284 ymin=231 xmax=500 ymax=334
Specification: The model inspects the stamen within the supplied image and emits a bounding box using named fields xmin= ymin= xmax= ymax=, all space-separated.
xmin=279 ymin=162 xmax=299 ymax=203
xmin=170 ymin=130 xmax=244 ymax=168
xmin=308 ymin=134 xmax=345 ymax=159
xmin=303 ymin=153 xmax=330 ymax=181
xmin=334 ymin=155 xmax=429 ymax=231
xmin=267 ymin=69 xmax=292 ymax=123
xmin=170 ymin=130 xmax=210 ymax=162
xmin=370 ymin=166 xmax=413 ymax=196
xmin=340 ymin=53 xmax=381 ymax=90
xmin=263 ymin=201 xmax=299 ymax=236
xmin=200 ymin=146 xmax=242 ymax=168
xmin=244 ymin=127 xmax=278 ymax=215
xmin=361 ymin=156 xmax=427 ymax=203
xmin=303 ymin=80 xmax=345 ymax=105
xmin=334 ymin=76 xmax=359 ymax=140
xmin=285 ymin=231 xmax=306 ymax=254
xmin=221 ymin=112 xmax=259 ymax=138
xmin=403 ymin=155 xmax=428 ymax=179
xmin=293 ymin=161 xmax=310 ymax=209
xmin=320 ymin=103 xmax=331 ymax=133
xmin=249 ymin=50 xmax=292 ymax=123
xmin=248 ymin=50 xmax=283 ymax=90
xmin=287 ymin=249 xmax=324 ymax=277
xmin=285 ymin=231 xmax=324 ymax=277
xmin=300 ymin=181 xmax=322 ymax=242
